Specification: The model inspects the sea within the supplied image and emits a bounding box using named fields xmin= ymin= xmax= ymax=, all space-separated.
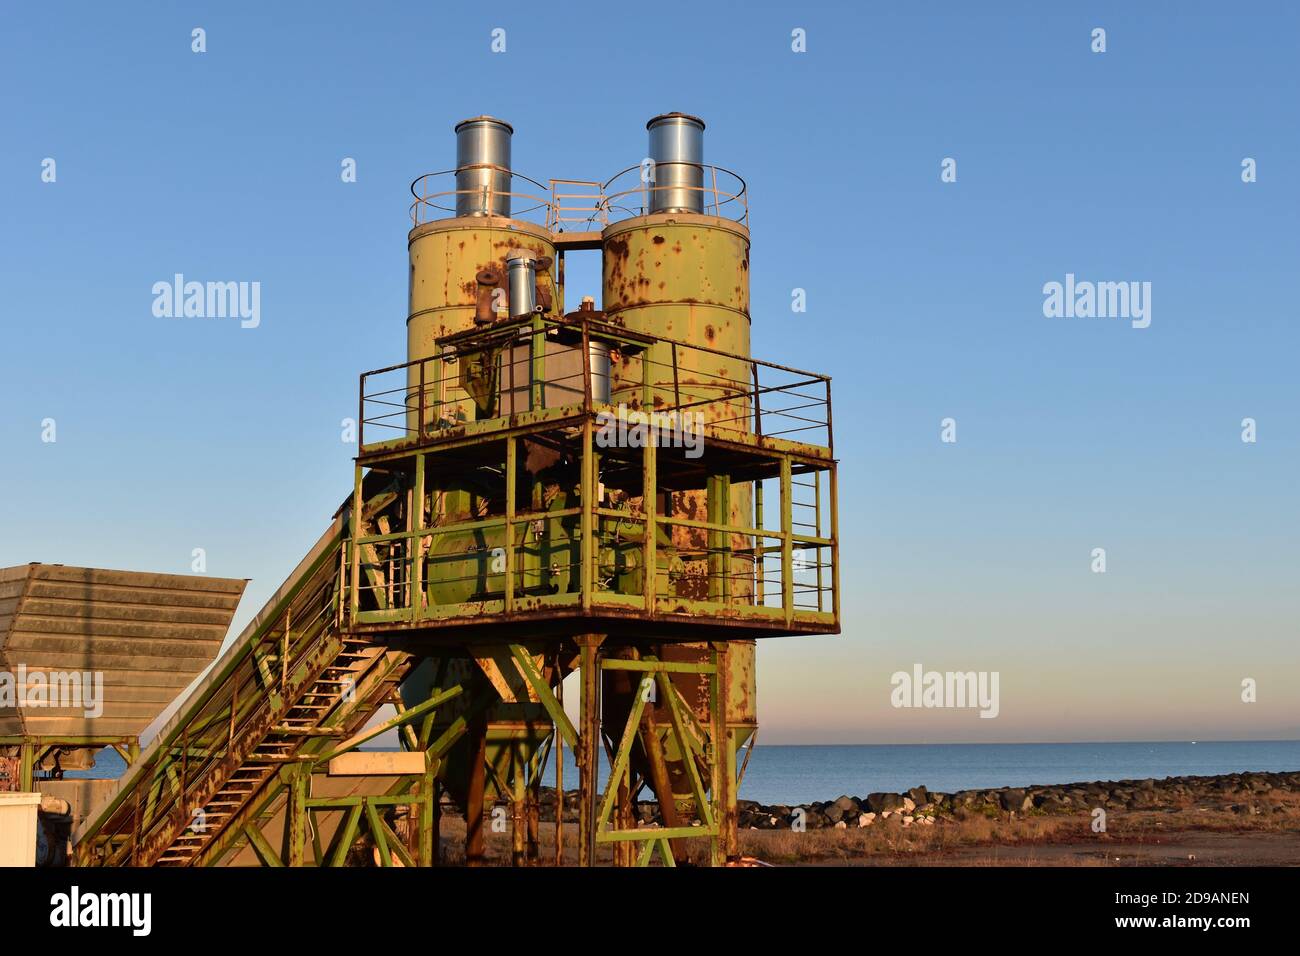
xmin=72 ymin=739 xmax=1300 ymax=807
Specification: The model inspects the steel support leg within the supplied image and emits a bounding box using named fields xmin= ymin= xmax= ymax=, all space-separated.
xmin=431 ymin=778 xmax=442 ymax=866
xmin=466 ymin=704 xmax=488 ymax=866
xmin=641 ymin=680 xmax=686 ymax=863
xmin=511 ymin=747 xmax=525 ymax=867
xmin=286 ymin=765 xmax=309 ymax=867
xmin=418 ymin=764 xmax=435 ymax=866
xmin=576 ymin=634 xmax=603 ymax=867
xmin=19 ymin=742 xmax=34 ymax=792
xmin=709 ymin=642 xmax=733 ymax=867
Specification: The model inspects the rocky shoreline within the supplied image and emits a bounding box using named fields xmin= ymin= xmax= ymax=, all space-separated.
xmin=732 ymin=769 xmax=1300 ymax=830
xmin=530 ymin=769 xmax=1300 ymax=830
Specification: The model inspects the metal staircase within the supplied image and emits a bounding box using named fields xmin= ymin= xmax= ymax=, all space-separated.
xmin=75 ymin=486 xmax=421 ymax=868
xmin=154 ymin=633 xmax=387 ymax=865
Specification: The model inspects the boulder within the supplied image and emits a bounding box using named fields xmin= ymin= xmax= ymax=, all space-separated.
xmin=1034 ymin=792 xmax=1070 ymax=812
xmin=866 ymin=792 xmax=905 ymax=813
xmin=998 ymin=789 xmax=1027 ymax=812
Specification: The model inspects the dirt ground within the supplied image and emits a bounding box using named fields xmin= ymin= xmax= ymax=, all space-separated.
xmin=418 ymin=803 xmax=1300 ymax=867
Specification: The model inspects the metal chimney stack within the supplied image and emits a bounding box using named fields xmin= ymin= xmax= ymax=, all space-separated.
xmin=646 ymin=112 xmax=705 ymax=214
xmin=454 ymin=116 xmax=513 ymax=218
xmin=505 ymin=251 xmax=539 ymax=318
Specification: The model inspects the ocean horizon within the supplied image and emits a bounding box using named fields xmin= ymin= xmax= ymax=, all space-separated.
xmin=722 ymin=740 xmax=1300 ymax=805
xmin=70 ymin=739 xmax=1300 ymax=807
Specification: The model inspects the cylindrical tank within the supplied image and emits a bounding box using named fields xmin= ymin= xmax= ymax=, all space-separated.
xmin=587 ymin=339 xmax=611 ymax=404
xmin=401 ymin=118 xmax=556 ymax=825
xmin=646 ymin=113 xmax=705 ymax=215
xmin=602 ymin=212 xmax=751 ymax=414
xmin=407 ymin=218 xmax=557 ymax=428
xmin=506 ymin=251 xmax=539 ymax=318
xmin=603 ymin=212 xmax=753 ymax=480
xmin=601 ymin=115 xmax=757 ymax=810
xmin=454 ymin=116 xmax=513 ymax=218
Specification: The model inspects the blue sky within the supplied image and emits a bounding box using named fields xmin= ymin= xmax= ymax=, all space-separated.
xmin=3 ymin=1 xmax=1297 ymax=743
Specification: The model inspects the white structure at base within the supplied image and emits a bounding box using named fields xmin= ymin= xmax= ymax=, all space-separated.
xmin=0 ymin=792 xmax=42 ymax=866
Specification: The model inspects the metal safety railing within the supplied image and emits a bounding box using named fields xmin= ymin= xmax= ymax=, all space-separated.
xmin=547 ymin=178 xmax=608 ymax=229
xmin=344 ymin=456 xmax=836 ymax=629
xmin=409 ymin=168 xmax=556 ymax=226
xmin=357 ymin=315 xmax=831 ymax=453
xmin=600 ymin=163 xmax=748 ymax=225
xmin=407 ymin=164 xmax=748 ymax=228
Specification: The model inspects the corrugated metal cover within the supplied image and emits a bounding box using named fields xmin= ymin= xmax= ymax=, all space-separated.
xmin=0 ymin=564 xmax=246 ymax=738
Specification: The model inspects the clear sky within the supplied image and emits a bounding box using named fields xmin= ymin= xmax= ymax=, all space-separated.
xmin=3 ymin=2 xmax=1297 ymax=745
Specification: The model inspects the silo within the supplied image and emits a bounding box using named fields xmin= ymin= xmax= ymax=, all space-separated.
xmin=401 ymin=117 xmax=558 ymax=861
xmin=600 ymin=114 xmax=758 ymax=818
xmin=407 ymin=116 xmax=559 ymax=429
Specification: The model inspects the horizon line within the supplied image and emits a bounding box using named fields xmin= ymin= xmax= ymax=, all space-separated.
xmin=753 ymin=737 xmax=1300 ymax=748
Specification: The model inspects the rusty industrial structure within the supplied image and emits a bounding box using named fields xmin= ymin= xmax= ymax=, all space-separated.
xmin=50 ymin=113 xmax=840 ymax=867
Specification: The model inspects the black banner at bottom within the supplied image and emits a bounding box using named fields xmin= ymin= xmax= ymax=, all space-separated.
xmin=0 ymin=864 xmax=1282 ymax=943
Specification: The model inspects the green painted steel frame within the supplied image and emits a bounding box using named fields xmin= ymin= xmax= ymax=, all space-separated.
xmin=195 ymin=659 xmax=507 ymax=868
xmin=346 ymin=419 xmax=839 ymax=636
xmin=591 ymin=653 xmax=734 ymax=867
